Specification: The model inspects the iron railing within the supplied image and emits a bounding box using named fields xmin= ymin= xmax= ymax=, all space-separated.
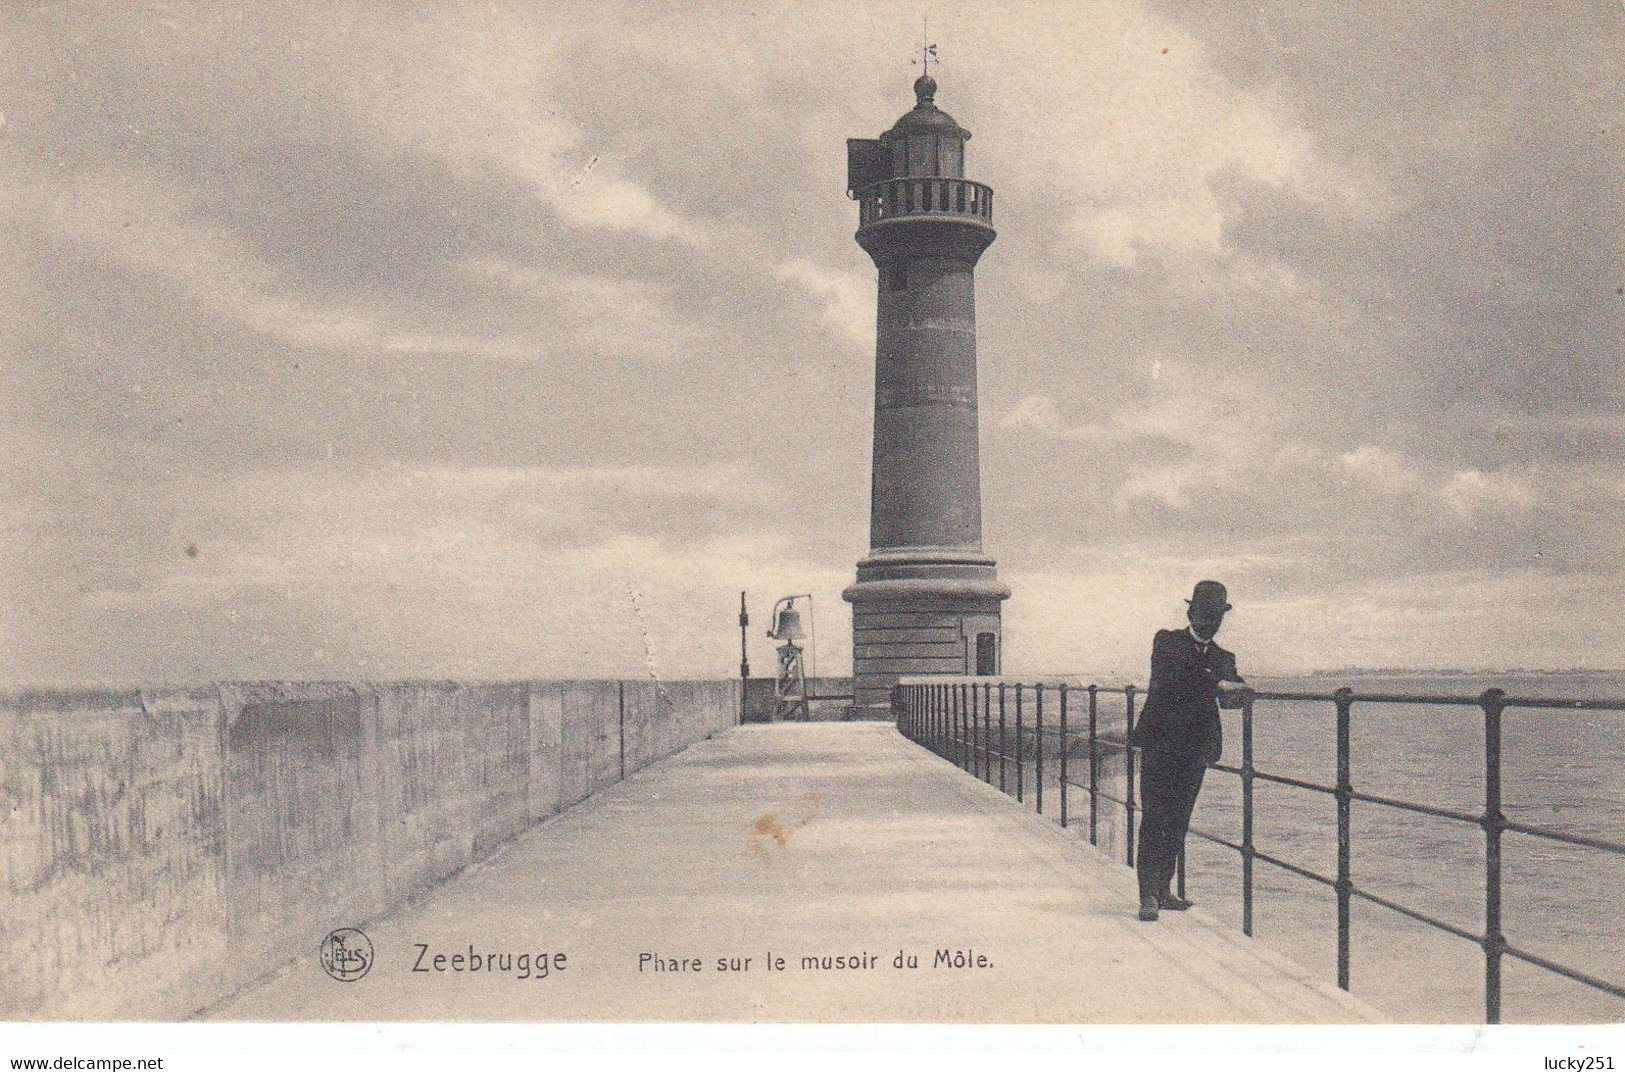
xmin=855 ymin=177 xmax=994 ymax=227
xmin=892 ymin=679 xmax=1625 ymax=1023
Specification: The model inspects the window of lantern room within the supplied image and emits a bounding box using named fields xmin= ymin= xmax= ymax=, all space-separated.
xmin=908 ymin=134 xmax=936 ymax=177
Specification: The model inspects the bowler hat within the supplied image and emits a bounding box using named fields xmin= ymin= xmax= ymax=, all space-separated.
xmin=1185 ymin=580 xmax=1232 ymax=613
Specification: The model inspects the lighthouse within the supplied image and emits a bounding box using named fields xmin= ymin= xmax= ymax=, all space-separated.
xmin=842 ymin=69 xmax=1009 ymax=719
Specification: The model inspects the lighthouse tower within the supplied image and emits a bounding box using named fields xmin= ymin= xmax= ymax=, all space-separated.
xmin=842 ymin=70 xmax=1009 ymax=719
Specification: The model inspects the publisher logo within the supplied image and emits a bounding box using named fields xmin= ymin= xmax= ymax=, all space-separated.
xmin=320 ymin=928 xmax=374 ymax=982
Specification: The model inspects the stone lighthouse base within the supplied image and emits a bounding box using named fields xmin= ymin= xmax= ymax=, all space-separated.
xmin=842 ymin=550 xmax=1010 ymax=720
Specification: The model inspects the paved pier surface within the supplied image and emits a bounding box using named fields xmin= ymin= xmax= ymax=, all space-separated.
xmin=211 ymin=724 xmax=1382 ymax=1023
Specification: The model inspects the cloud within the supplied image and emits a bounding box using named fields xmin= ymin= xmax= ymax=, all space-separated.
xmin=554 ymin=177 xmax=711 ymax=248
xmin=32 ymin=172 xmax=539 ymax=361
xmin=25 ymin=167 xmax=726 ymax=371
xmin=1081 ymin=192 xmax=1227 ymax=271
xmin=1339 ymin=445 xmax=1423 ymax=495
xmin=296 ymin=4 xmax=713 ymax=250
xmin=957 ymin=1 xmax=1370 ymax=275
xmin=461 ymin=257 xmax=713 ymax=363
xmin=773 ymin=260 xmax=874 ymax=347
xmin=1340 ymin=445 xmax=1537 ymax=521
xmin=1000 ymin=395 xmax=1107 ymax=442
xmin=1441 ymin=469 xmax=1535 ymax=520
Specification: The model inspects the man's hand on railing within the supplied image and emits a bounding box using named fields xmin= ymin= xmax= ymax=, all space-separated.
xmin=1216 ymin=681 xmax=1253 ymax=711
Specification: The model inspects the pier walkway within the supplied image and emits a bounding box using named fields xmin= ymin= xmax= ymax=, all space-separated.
xmin=211 ymin=723 xmax=1382 ymax=1023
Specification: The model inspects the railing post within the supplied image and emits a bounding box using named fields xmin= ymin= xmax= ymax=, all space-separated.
xmin=960 ymin=682 xmax=967 ymax=768
xmin=1059 ymin=685 xmax=1069 ymax=828
xmin=1481 ymin=687 xmax=1507 ymax=1025
xmin=938 ymin=684 xmax=946 ymax=756
xmin=1242 ymin=691 xmax=1255 ymax=937
xmin=931 ymin=684 xmax=939 ymax=753
xmin=1334 ymin=687 xmax=1354 ymax=992
xmin=998 ymin=683 xmax=1008 ymax=794
xmin=981 ymin=683 xmax=991 ymax=783
xmin=1125 ymin=685 xmax=1138 ymax=869
xmin=1088 ymin=685 xmax=1099 ymax=846
xmin=981 ymin=682 xmax=989 ymax=780
xmin=964 ymin=682 xmax=973 ymax=769
xmin=923 ymin=682 xmax=936 ymax=750
xmin=939 ymin=683 xmax=947 ymax=756
xmin=960 ymin=682 xmax=968 ymax=772
xmin=980 ymin=682 xmax=988 ymax=777
xmin=965 ymin=682 xmax=974 ymax=771
xmin=1015 ymin=684 xmax=1025 ymax=803
xmin=975 ymin=682 xmax=988 ymax=782
xmin=955 ymin=682 xmax=968 ymax=766
xmin=959 ymin=683 xmax=969 ymax=771
xmin=1035 ymin=684 xmax=1045 ymax=815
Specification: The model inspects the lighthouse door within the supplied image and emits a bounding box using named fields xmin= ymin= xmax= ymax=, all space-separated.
xmin=975 ymin=633 xmax=997 ymax=676
xmin=959 ymin=616 xmax=1000 ymax=676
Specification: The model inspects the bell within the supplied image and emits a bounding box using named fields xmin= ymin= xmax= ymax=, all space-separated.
xmin=768 ymin=605 xmax=806 ymax=642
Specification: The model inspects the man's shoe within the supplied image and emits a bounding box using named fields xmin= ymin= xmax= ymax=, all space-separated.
xmin=1159 ymin=892 xmax=1194 ymax=911
xmin=1137 ymin=895 xmax=1160 ymax=922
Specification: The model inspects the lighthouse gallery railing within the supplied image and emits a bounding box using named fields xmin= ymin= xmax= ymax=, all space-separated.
xmin=891 ymin=679 xmax=1625 ymax=1023
xmin=855 ymin=177 xmax=993 ymax=227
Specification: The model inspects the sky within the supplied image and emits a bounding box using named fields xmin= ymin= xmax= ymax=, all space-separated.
xmin=1 ymin=0 xmax=1621 ymax=685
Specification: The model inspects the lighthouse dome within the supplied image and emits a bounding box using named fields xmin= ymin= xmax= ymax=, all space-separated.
xmin=876 ymin=70 xmax=971 ymax=179
xmin=885 ymin=72 xmax=970 ymax=140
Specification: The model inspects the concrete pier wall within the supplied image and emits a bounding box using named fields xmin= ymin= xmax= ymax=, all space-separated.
xmin=0 ymin=678 xmax=738 ymax=1020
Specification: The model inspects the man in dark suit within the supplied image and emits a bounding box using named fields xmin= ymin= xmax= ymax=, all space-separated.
xmin=1129 ymin=580 xmax=1247 ymax=921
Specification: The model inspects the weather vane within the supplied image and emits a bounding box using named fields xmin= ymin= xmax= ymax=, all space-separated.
xmin=912 ymin=16 xmax=937 ymax=77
